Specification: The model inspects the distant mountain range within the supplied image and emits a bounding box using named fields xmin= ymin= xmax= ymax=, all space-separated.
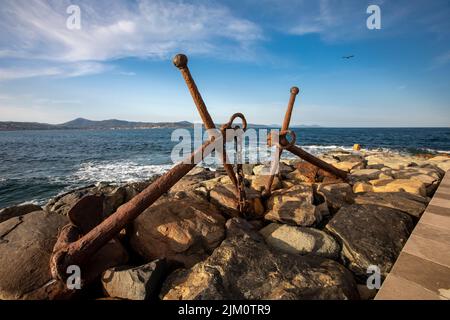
xmin=0 ymin=118 xmax=321 ymax=131
xmin=0 ymin=118 xmax=194 ymax=131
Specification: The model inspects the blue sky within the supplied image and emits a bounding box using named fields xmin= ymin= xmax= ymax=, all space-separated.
xmin=0 ymin=0 xmax=449 ymax=127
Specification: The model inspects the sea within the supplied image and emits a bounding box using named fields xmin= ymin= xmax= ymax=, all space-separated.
xmin=0 ymin=127 xmax=449 ymax=208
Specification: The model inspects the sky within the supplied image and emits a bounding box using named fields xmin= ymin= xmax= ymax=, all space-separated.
xmin=0 ymin=0 xmax=449 ymax=127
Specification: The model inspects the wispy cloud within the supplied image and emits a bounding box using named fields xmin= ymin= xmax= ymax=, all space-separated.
xmin=0 ymin=62 xmax=109 ymax=80
xmin=0 ymin=0 xmax=263 ymax=79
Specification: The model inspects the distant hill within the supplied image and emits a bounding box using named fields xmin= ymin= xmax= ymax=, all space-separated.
xmin=0 ymin=118 xmax=194 ymax=131
xmin=0 ymin=118 xmax=321 ymax=131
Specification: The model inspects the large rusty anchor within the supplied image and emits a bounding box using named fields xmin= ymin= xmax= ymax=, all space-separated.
xmin=173 ymin=54 xmax=250 ymax=215
xmin=262 ymin=87 xmax=348 ymax=197
xmin=50 ymin=55 xmax=249 ymax=284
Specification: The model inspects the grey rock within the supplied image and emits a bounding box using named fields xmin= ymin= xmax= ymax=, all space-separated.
xmin=161 ymin=218 xmax=359 ymax=300
xmin=102 ymin=260 xmax=166 ymax=300
xmin=316 ymin=183 xmax=355 ymax=213
xmin=326 ymin=204 xmax=413 ymax=279
xmin=354 ymin=192 xmax=427 ymax=217
xmin=265 ymin=184 xmax=323 ymax=226
xmin=260 ymin=223 xmax=340 ymax=259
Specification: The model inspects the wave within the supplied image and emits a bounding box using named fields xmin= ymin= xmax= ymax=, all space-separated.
xmin=71 ymin=160 xmax=173 ymax=184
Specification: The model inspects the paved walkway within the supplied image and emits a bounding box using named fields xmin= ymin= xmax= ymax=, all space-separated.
xmin=375 ymin=170 xmax=450 ymax=300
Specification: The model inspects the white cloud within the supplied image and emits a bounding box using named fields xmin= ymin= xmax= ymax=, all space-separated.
xmin=0 ymin=62 xmax=110 ymax=80
xmin=0 ymin=0 xmax=263 ymax=79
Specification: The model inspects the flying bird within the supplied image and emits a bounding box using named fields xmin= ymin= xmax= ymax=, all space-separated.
xmin=342 ymin=55 xmax=355 ymax=59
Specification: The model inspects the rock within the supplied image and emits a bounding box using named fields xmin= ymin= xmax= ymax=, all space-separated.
xmin=428 ymin=156 xmax=450 ymax=172
xmin=123 ymin=180 xmax=153 ymax=202
xmin=334 ymin=154 xmax=365 ymax=163
xmin=169 ymin=168 xmax=215 ymax=194
xmin=44 ymin=186 xmax=93 ymax=215
xmin=0 ymin=204 xmax=41 ymax=223
xmin=334 ymin=161 xmax=364 ymax=172
xmin=350 ymin=169 xmax=382 ymax=181
xmin=366 ymin=154 xmax=423 ymax=170
xmin=260 ymin=223 xmax=340 ymax=259
xmin=281 ymin=180 xmax=296 ymax=189
xmin=354 ymin=192 xmax=427 ymax=218
xmin=391 ymin=168 xmax=440 ymax=186
xmin=209 ymin=183 xmax=264 ymax=217
xmin=130 ymin=194 xmax=226 ymax=268
xmin=0 ymin=211 xmax=128 ymax=300
xmin=326 ymin=204 xmax=413 ymax=279
xmin=357 ymin=284 xmax=377 ymax=300
xmin=0 ymin=211 xmax=69 ymax=300
xmin=242 ymin=164 xmax=256 ymax=176
xmin=161 ymin=218 xmax=359 ymax=300
xmin=249 ymin=175 xmax=281 ymax=192
xmin=44 ymin=183 xmax=132 ymax=216
xmin=368 ymin=178 xmax=427 ymax=197
xmin=353 ymin=182 xmax=373 ymax=193
xmin=253 ymin=164 xmax=270 ymax=176
xmin=102 ymin=260 xmax=167 ymax=300
xmin=293 ymin=162 xmax=319 ymax=182
xmin=102 ymin=186 xmax=127 ymax=216
xmin=253 ymin=162 xmax=292 ymax=177
xmin=265 ymin=185 xmax=323 ymax=226
xmin=316 ymin=183 xmax=354 ymax=213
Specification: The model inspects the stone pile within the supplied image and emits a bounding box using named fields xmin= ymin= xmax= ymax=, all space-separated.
xmin=0 ymin=150 xmax=448 ymax=300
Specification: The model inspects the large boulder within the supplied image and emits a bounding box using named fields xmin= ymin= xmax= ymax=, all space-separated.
xmin=44 ymin=183 xmax=136 ymax=216
xmin=249 ymin=175 xmax=282 ymax=192
xmin=290 ymin=162 xmax=319 ymax=183
xmin=354 ymin=192 xmax=427 ymax=218
xmin=0 ymin=203 xmax=41 ymax=223
xmin=0 ymin=211 xmax=128 ymax=299
xmin=101 ymin=260 xmax=167 ymax=300
xmin=326 ymin=204 xmax=413 ymax=279
xmin=0 ymin=211 xmax=68 ymax=299
xmin=265 ymin=184 xmax=323 ymax=226
xmin=316 ymin=183 xmax=355 ymax=213
xmin=130 ymin=193 xmax=226 ymax=268
xmin=209 ymin=183 xmax=264 ymax=217
xmin=350 ymin=169 xmax=383 ymax=181
xmin=169 ymin=167 xmax=215 ymax=194
xmin=161 ymin=218 xmax=359 ymax=300
xmin=368 ymin=178 xmax=427 ymax=197
xmin=260 ymin=223 xmax=340 ymax=259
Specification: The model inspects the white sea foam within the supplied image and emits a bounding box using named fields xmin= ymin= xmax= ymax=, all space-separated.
xmin=71 ymin=161 xmax=173 ymax=184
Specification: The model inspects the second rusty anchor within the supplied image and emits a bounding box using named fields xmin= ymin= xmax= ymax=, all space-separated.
xmin=262 ymin=87 xmax=348 ymax=197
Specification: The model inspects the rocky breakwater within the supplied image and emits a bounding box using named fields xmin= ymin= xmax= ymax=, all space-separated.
xmin=0 ymin=150 xmax=448 ymax=300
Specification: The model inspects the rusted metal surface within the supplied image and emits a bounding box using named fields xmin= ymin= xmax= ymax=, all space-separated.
xmin=262 ymin=87 xmax=300 ymax=197
xmin=173 ymin=54 xmax=238 ymax=189
xmin=50 ymin=139 xmax=214 ymax=282
xmin=221 ymin=113 xmax=249 ymax=216
xmin=50 ymin=54 xmax=252 ymax=284
xmin=263 ymin=87 xmax=348 ymax=197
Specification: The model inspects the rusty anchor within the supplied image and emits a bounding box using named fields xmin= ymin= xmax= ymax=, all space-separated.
xmin=262 ymin=87 xmax=348 ymax=197
xmin=49 ymin=54 xmax=250 ymax=285
xmin=173 ymin=54 xmax=250 ymax=215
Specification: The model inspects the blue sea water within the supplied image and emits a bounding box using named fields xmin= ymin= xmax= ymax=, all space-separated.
xmin=0 ymin=127 xmax=449 ymax=208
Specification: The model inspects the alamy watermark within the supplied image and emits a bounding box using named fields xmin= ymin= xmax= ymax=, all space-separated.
xmin=367 ymin=5 xmax=381 ymax=30
xmin=66 ymin=5 xmax=81 ymax=30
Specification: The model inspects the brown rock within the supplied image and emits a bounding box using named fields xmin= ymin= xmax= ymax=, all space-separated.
xmin=316 ymin=183 xmax=355 ymax=213
xmin=326 ymin=204 xmax=413 ymax=279
xmin=161 ymin=218 xmax=359 ymax=300
xmin=265 ymin=185 xmax=323 ymax=226
xmin=0 ymin=203 xmax=41 ymax=223
xmin=354 ymin=192 xmax=427 ymax=218
xmin=130 ymin=194 xmax=226 ymax=268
